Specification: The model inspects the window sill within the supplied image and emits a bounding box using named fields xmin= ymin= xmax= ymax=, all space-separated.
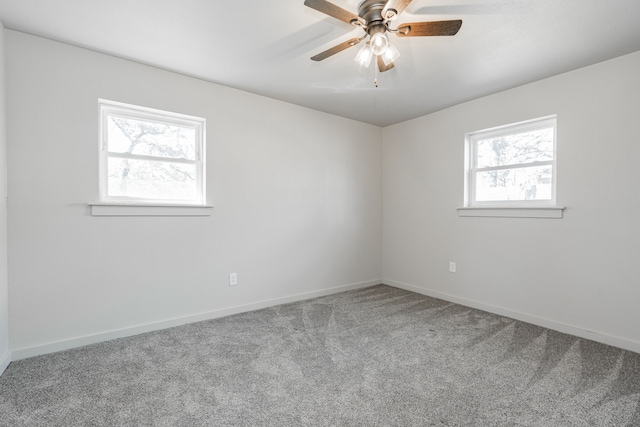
xmin=89 ymin=203 xmax=213 ymax=217
xmin=457 ymin=206 xmax=565 ymax=219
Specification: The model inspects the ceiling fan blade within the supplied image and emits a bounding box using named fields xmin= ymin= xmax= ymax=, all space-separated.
xmin=311 ymin=38 xmax=362 ymax=61
xmin=382 ymin=0 xmax=414 ymax=20
xmin=377 ymin=56 xmax=395 ymax=73
xmin=304 ymin=0 xmax=364 ymax=25
xmin=395 ymin=19 xmax=463 ymax=37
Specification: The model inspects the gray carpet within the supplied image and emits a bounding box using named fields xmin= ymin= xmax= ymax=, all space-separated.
xmin=1 ymin=284 xmax=639 ymax=426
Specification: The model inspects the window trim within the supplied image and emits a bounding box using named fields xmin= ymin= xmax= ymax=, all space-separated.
xmin=464 ymin=115 xmax=558 ymax=208
xmin=89 ymin=203 xmax=213 ymax=217
xmin=457 ymin=206 xmax=564 ymax=219
xmin=98 ymin=99 xmax=206 ymax=206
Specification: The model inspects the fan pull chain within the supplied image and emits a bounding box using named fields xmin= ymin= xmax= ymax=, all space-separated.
xmin=374 ymin=62 xmax=379 ymax=88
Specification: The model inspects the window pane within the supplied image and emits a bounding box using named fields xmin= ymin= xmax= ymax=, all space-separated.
xmin=107 ymin=157 xmax=197 ymax=201
xmin=107 ymin=115 xmax=196 ymax=161
xmin=476 ymin=127 xmax=553 ymax=168
xmin=475 ymin=165 xmax=552 ymax=202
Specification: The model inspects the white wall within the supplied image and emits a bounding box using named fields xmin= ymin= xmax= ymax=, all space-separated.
xmin=383 ymin=50 xmax=640 ymax=352
xmin=0 ymin=23 xmax=10 ymax=374
xmin=6 ymin=31 xmax=382 ymax=359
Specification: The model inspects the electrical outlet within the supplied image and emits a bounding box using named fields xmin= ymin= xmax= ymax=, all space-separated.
xmin=229 ymin=273 xmax=238 ymax=286
xmin=449 ymin=262 xmax=456 ymax=273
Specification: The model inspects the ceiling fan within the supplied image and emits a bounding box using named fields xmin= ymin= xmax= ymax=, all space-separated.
xmin=304 ymin=0 xmax=462 ymax=73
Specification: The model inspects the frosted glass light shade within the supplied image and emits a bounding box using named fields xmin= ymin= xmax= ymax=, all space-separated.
xmin=354 ymin=44 xmax=373 ymax=67
xmin=370 ymin=32 xmax=389 ymax=56
xmin=381 ymin=43 xmax=400 ymax=66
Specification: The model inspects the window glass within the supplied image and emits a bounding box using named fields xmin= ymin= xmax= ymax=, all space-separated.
xmin=476 ymin=128 xmax=554 ymax=168
xmin=106 ymin=115 xmax=197 ymax=160
xmin=474 ymin=165 xmax=553 ymax=202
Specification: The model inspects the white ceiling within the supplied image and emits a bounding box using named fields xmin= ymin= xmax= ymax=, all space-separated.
xmin=1 ymin=0 xmax=639 ymax=126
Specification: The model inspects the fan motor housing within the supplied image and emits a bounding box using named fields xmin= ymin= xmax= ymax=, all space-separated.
xmin=357 ymin=0 xmax=386 ymax=25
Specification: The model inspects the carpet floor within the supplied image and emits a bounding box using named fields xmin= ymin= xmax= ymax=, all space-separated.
xmin=1 ymin=284 xmax=639 ymax=426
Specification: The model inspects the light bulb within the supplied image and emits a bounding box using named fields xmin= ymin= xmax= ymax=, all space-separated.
xmin=381 ymin=43 xmax=400 ymax=66
xmin=369 ymin=32 xmax=389 ymax=56
xmin=354 ymin=43 xmax=373 ymax=68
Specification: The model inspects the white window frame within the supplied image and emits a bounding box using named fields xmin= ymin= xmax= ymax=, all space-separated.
xmin=98 ymin=99 xmax=206 ymax=206
xmin=464 ymin=115 xmax=557 ymax=209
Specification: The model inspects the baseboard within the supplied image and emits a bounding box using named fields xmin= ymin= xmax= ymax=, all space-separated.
xmin=0 ymin=350 xmax=10 ymax=377
xmin=11 ymin=279 xmax=381 ymax=361
xmin=383 ymin=278 xmax=640 ymax=354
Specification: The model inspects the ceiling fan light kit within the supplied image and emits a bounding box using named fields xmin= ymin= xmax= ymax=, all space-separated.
xmin=304 ymin=0 xmax=462 ymax=84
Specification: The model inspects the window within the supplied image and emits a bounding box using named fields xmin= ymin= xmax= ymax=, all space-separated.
xmin=99 ymin=100 xmax=206 ymax=205
xmin=465 ymin=116 xmax=557 ymax=207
